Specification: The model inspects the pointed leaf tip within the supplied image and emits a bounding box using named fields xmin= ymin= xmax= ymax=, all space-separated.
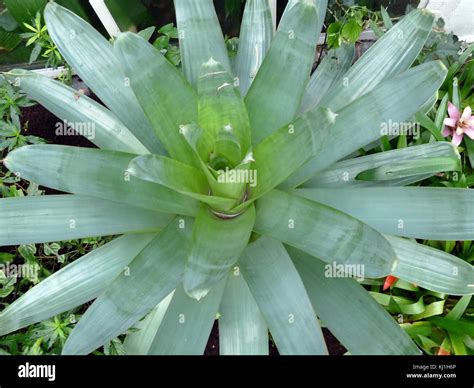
xmin=183 ymin=282 xmax=210 ymax=302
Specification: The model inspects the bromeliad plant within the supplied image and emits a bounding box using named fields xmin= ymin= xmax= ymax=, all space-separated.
xmin=0 ymin=0 xmax=473 ymax=355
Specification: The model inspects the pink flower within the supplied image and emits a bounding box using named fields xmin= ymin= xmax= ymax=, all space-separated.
xmin=442 ymin=102 xmax=474 ymax=146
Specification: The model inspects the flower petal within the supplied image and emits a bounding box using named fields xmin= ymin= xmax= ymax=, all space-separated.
xmin=462 ymin=106 xmax=472 ymax=121
xmin=448 ymin=102 xmax=461 ymax=120
xmin=442 ymin=126 xmax=452 ymax=137
xmin=437 ymin=347 xmax=451 ymax=356
xmin=452 ymin=131 xmax=463 ymax=146
xmin=464 ymin=127 xmax=474 ymax=140
xmin=383 ymin=275 xmax=398 ymax=291
xmin=443 ymin=118 xmax=457 ymax=128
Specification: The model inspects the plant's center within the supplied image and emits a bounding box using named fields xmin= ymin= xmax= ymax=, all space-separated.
xmin=456 ymin=118 xmax=471 ymax=135
xmin=209 ymin=189 xmax=249 ymax=220
xmin=459 ymin=118 xmax=470 ymax=129
xmin=209 ymin=155 xmax=231 ymax=171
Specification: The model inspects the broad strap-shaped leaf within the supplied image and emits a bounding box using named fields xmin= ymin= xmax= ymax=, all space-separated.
xmin=253 ymin=190 xmax=396 ymax=278
xmin=114 ymin=32 xmax=198 ymax=166
xmin=197 ymin=58 xmax=251 ymax=161
xmin=285 ymin=60 xmax=448 ymax=188
xmin=4 ymin=70 xmax=147 ymax=155
xmin=44 ymin=2 xmax=164 ymax=154
xmin=148 ymin=281 xmax=226 ymax=355
xmin=356 ymin=157 xmax=460 ymax=181
xmin=0 ymin=234 xmax=155 ymax=336
xmin=295 ymin=187 xmax=474 ymax=240
xmin=174 ymin=0 xmax=231 ymax=88
xmin=219 ymin=270 xmax=269 ymax=355
xmin=387 ymin=236 xmax=474 ymax=296
xmin=288 ymin=246 xmax=421 ymax=355
xmin=232 ymin=106 xmax=334 ymax=213
xmin=0 ymin=195 xmax=170 ymax=246
xmin=300 ymin=43 xmax=355 ymax=114
xmin=128 ymin=154 xmax=236 ymax=212
xmin=124 ymin=293 xmax=174 ymax=355
xmin=304 ymin=142 xmax=460 ymax=188
xmin=240 ymin=237 xmax=328 ymax=355
xmin=183 ymin=204 xmax=256 ymax=301
xmin=63 ymin=218 xmax=192 ymax=355
xmin=245 ymin=0 xmax=324 ymax=144
xmin=236 ymin=0 xmax=274 ymax=96
xmin=4 ymin=145 xmax=199 ymax=216
xmin=320 ymin=9 xmax=435 ymax=112
xmin=246 ymin=107 xmax=332 ymax=203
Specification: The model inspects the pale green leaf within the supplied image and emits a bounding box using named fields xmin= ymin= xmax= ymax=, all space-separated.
xmin=63 ymin=219 xmax=192 ymax=355
xmin=388 ymin=236 xmax=474 ymax=296
xmin=320 ymin=9 xmax=435 ymax=112
xmin=245 ymin=107 xmax=332 ymax=202
xmin=240 ymin=237 xmax=328 ymax=355
xmin=289 ymin=246 xmax=421 ymax=355
xmin=114 ymin=32 xmax=198 ymax=166
xmin=4 ymin=145 xmax=199 ymax=216
xmin=304 ymin=142 xmax=459 ymax=188
xmin=253 ymin=190 xmax=396 ymax=278
xmin=285 ymin=61 xmax=448 ymax=187
xmin=4 ymin=69 xmax=148 ymax=155
xmin=300 ymin=43 xmax=355 ymax=114
xmin=246 ymin=0 xmax=324 ymax=144
xmin=174 ymin=0 xmax=231 ymax=87
xmin=381 ymin=6 xmax=393 ymax=29
xmin=183 ymin=204 xmax=256 ymax=300
xmin=148 ymin=281 xmax=226 ymax=355
xmin=0 ymin=195 xmax=170 ymax=245
xmin=197 ymin=58 xmax=251 ymax=160
xmin=124 ymin=293 xmax=174 ymax=355
xmin=236 ymin=0 xmax=273 ymax=96
xmin=295 ymin=187 xmax=474 ymax=240
xmin=355 ymin=157 xmax=460 ymax=181
xmin=219 ymin=271 xmax=269 ymax=355
xmin=44 ymin=2 xmax=164 ymax=154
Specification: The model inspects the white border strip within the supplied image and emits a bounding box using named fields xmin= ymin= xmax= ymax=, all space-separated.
xmin=31 ymin=66 xmax=69 ymax=78
xmin=269 ymin=0 xmax=277 ymax=33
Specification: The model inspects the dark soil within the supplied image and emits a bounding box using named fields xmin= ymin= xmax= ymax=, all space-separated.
xmin=204 ymin=322 xmax=346 ymax=355
xmin=20 ymin=84 xmax=97 ymax=149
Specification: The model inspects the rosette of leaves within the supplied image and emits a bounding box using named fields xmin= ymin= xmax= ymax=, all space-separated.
xmin=0 ymin=0 xmax=472 ymax=355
